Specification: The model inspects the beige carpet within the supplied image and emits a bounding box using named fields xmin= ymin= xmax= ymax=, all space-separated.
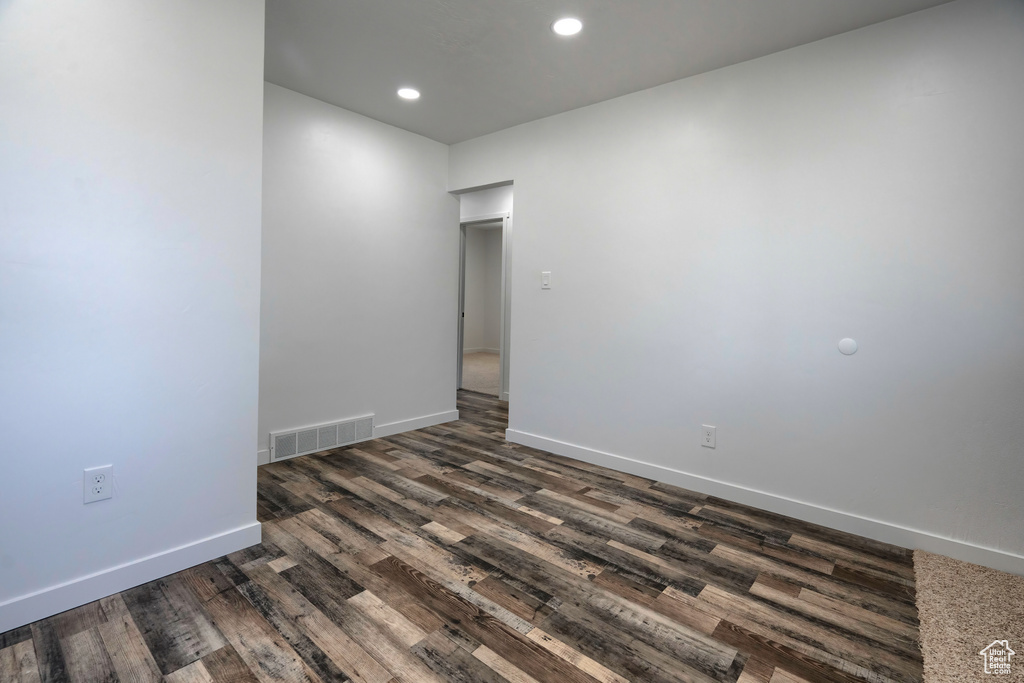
xmin=915 ymin=550 xmax=1024 ymax=681
xmin=461 ymin=351 xmax=499 ymax=396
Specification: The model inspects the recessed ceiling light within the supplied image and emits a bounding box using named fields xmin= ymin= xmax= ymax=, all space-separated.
xmin=397 ymin=87 xmax=420 ymax=100
xmin=552 ymin=17 xmax=582 ymax=36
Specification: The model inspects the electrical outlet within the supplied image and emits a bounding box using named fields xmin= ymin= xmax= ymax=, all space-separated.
xmin=701 ymin=425 xmax=716 ymax=449
xmin=83 ymin=465 xmax=113 ymax=504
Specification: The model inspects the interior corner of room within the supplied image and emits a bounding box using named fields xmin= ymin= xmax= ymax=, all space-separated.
xmin=2 ymin=0 xmax=1024 ymax=672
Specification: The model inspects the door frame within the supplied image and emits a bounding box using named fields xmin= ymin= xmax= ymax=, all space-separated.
xmin=458 ymin=211 xmax=511 ymax=401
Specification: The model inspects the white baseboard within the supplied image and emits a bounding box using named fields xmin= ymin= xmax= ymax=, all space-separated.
xmin=0 ymin=521 xmax=262 ymax=633
xmin=463 ymin=348 xmax=499 ymax=355
xmin=257 ymin=449 xmax=270 ymax=466
xmin=506 ymin=429 xmax=1024 ymax=576
xmin=374 ymin=410 xmax=459 ymax=439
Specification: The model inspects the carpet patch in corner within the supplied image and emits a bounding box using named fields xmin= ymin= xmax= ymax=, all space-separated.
xmin=915 ymin=549 xmax=1024 ymax=681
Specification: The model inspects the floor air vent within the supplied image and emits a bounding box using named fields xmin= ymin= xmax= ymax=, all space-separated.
xmin=269 ymin=414 xmax=374 ymax=462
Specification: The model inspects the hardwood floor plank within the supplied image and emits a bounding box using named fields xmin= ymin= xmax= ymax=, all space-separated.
xmin=439 ymin=502 xmax=606 ymax=581
xmin=232 ymin=577 xmax=353 ymax=682
xmin=455 ymin=533 xmax=738 ymax=682
xmin=1 ymin=647 xmax=18 ymax=679
xmin=0 ymin=627 xmax=33 ymax=651
xmin=788 ymin=535 xmax=914 ymax=581
xmin=542 ymin=524 xmax=706 ymax=597
xmin=470 ymin=576 xmax=552 ymax=625
xmin=709 ymin=544 xmax=918 ymax=623
xmin=46 ymin=603 xmax=106 ymax=642
xmin=181 ymin=562 xmax=238 ymax=604
xmin=243 ymin=564 xmax=405 ymax=683
xmin=521 ymin=491 xmax=666 ymax=551
xmin=699 ymin=585 xmax=918 ymax=682
xmin=735 ymin=657 xmax=774 ymax=683
xmin=203 ymin=588 xmax=323 ymax=683
xmin=663 ymin=586 xmax=895 ymax=683
xmin=649 ymin=591 xmax=721 ymax=637
xmin=30 ymin=621 xmax=69 ymax=683
xmin=200 ymin=645 xmax=261 ymax=683
xmin=61 ymin=628 xmax=116 ymax=683
xmin=411 ymin=630 xmax=508 ymax=683
xmin=533 ymin=488 xmax=636 ymax=525
xmin=769 ymin=669 xmax=814 ymax=683
xmin=535 ymin=594 xmax=710 ymax=683
xmin=164 ymin=659 xmax=215 ymax=683
xmin=753 ymin=574 xmax=802 ymax=599
xmin=377 ymin=540 xmax=539 ymax=635
xmin=420 ymin=520 xmax=467 ymax=545
xmin=95 ymin=594 xmax=163 ymax=683
xmin=591 ymin=568 xmax=660 ymax=607
xmin=122 ymin=577 xmax=227 ymax=675
xmin=831 ymin=565 xmax=915 ymax=603
xmin=711 ymin=620 xmax=866 ymax=683
xmin=707 ymin=498 xmax=912 ymax=567
xmin=795 ymin=588 xmax=918 ymax=641
xmin=15 ymin=641 xmax=41 ymax=683
xmin=347 ymin=590 xmax=427 ymax=648
xmin=748 ymin=582 xmax=920 ymax=657
xmin=319 ymin=552 xmax=446 ymax=635
xmin=0 ymin=641 xmax=42 ymax=683
xmin=523 ymin=629 xmax=631 ymax=683
xmin=370 ymin=554 xmax=602 ymax=683
xmin=472 ymin=644 xmax=540 ymax=683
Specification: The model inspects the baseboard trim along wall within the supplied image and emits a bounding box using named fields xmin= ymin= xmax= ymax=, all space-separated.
xmin=506 ymin=428 xmax=1024 ymax=576
xmin=0 ymin=521 xmax=262 ymax=633
xmin=373 ymin=410 xmax=459 ymax=439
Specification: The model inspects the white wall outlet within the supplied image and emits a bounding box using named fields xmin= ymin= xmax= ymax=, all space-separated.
xmin=701 ymin=425 xmax=716 ymax=449
xmin=83 ymin=465 xmax=113 ymax=503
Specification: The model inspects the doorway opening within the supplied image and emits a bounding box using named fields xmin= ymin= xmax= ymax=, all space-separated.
xmin=458 ymin=212 xmax=510 ymax=401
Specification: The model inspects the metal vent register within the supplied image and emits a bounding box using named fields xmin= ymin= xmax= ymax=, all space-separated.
xmin=270 ymin=414 xmax=374 ymax=462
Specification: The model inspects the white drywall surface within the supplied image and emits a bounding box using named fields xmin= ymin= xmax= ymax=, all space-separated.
xmin=463 ymin=226 xmax=503 ymax=353
xmin=449 ymin=0 xmax=1024 ymax=564
xmin=0 ymin=0 xmax=265 ymax=630
xmin=258 ymin=84 xmax=460 ymax=460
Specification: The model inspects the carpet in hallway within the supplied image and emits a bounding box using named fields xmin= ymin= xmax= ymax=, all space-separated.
xmin=461 ymin=351 xmax=499 ymax=396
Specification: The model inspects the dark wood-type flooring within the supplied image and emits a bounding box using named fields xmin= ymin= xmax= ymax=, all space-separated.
xmin=1 ymin=391 xmax=923 ymax=683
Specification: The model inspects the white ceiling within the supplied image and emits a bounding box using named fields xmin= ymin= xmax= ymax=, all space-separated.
xmin=265 ymin=0 xmax=954 ymax=145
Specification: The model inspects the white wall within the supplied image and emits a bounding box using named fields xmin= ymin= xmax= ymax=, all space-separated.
xmin=449 ymin=0 xmax=1024 ymax=571
xmin=259 ymin=84 xmax=460 ymax=461
xmin=463 ymin=226 xmax=503 ymax=353
xmin=0 ymin=0 xmax=265 ymax=631
xmin=482 ymin=229 xmax=503 ymax=351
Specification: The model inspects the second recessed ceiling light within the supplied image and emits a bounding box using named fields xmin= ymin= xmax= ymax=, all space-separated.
xmin=397 ymin=88 xmax=420 ymax=100
xmin=552 ymin=17 xmax=582 ymax=36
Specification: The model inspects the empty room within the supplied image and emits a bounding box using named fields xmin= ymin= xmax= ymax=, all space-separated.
xmin=2 ymin=1 xmax=1023 ymax=682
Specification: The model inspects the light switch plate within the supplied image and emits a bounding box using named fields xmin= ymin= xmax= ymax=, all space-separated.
xmin=541 ymin=271 xmax=551 ymax=289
